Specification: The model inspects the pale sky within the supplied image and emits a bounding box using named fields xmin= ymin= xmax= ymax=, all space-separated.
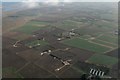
xmin=1 ymin=0 xmax=120 ymax=2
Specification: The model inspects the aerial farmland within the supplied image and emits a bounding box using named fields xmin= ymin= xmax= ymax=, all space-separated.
xmin=2 ymin=2 xmax=119 ymax=79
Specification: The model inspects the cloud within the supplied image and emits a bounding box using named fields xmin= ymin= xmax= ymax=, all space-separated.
xmin=63 ymin=0 xmax=72 ymax=2
xmin=22 ymin=0 xmax=39 ymax=8
xmin=22 ymin=0 xmax=63 ymax=7
xmin=5 ymin=0 xmax=118 ymax=8
xmin=43 ymin=0 xmax=60 ymax=5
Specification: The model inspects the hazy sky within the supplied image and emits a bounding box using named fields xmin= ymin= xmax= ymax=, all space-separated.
xmin=2 ymin=0 xmax=120 ymax=2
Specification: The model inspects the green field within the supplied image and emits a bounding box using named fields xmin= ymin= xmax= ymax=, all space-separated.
xmin=92 ymin=39 xmax=117 ymax=48
xmin=87 ymin=54 xmax=118 ymax=67
xmin=94 ymin=20 xmax=117 ymax=29
xmin=74 ymin=18 xmax=117 ymax=37
xmin=97 ymin=34 xmax=118 ymax=44
xmin=25 ymin=40 xmax=49 ymax=47
xmin=3 ymin=67 xmax=23 ymax=78
xmin=80 ymin=35 xmax=117 ymax=47
xmin=55 ymin=20 xmax=85 ymax=30
xmin=74 ymin=25 xmax=105 ymax=36
xmin=80 ymin=35 xmax=92 ymax=39
xmin=12 ymin=33 xmax=31 ymax=40
xmin=71 ymin=65 xmax=85 ymax=74
xmin=62 ymin=38 xmax=111 ymax=53
xmin=15 ymin=21 xmax=50 ymax=34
